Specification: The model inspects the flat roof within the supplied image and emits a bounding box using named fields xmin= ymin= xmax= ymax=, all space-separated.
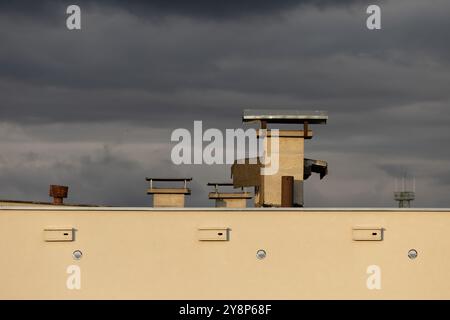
xmin=0 ymin=199 xmax=101 ymax=207
xmin=1 ymin=206 xmax=450 ymax=212
xmin=243 ymin=109 xmax=328 ymax=124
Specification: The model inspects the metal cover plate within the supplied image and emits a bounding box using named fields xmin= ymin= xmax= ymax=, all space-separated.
xmin=243 ymin=109 xmax=328 ymax=124
xmin=44 ymin=228 xmax=74 ymax=242
xmin=198 ymin=228 xmax=230 ymax=241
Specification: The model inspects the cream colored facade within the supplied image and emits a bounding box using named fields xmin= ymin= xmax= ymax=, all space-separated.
xmin=1 ymin=206 xmax=450 ymax=299
xmin=152 ymin=194 xmax=185 ymax=207
xmin=260 ymin=130 xmax=306 ymax=206
xmin=208 ymin=192 xmax=252 ymax=208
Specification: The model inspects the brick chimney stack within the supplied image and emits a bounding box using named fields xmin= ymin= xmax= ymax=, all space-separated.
xmin=49 ymin=185 xmax=69 ymax=205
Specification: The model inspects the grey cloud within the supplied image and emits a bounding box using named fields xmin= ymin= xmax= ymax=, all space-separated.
xmin=376 ymin=163 xmax=414 ymax=178
xmin=0 ymin=142 xmax=176 ymax=206
xmin=0 ymin=0 xmax=367 ymax=21
xmin=1 ymin=0 xmax=449 ymax=125
xmin=0 ymin=0 xmax=450 ymax=207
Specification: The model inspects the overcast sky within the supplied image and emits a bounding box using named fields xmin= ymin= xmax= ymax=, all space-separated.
xmin=0 ymin=0 xmax=449 ymax=207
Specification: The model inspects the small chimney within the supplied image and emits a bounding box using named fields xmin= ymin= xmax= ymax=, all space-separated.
xmin=49 ymin=185 xmax=68 ymax=205
xmin=231 ymin=109 xmax=328 ymax=207
xmin=208 ymin=182 xmax=251 ymax=208
xmin=146 ymin=178 xmax=191 ymax=208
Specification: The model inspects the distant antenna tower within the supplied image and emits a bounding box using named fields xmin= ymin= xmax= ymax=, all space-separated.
xmin=394 ymin=174 xmax=415 ymax=208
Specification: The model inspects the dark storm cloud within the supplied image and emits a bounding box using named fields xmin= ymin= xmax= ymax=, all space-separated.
xmin=0 ymin=0 xmax=449 ymax=207
xmin=0 ymin=144 xmax=167 ymax=206
xmin=97 ymin=0 xmax=364 ymax=18
xmin=0 ymin=0 xmax=448 ymax=126
xmin=0 ymin=0 xmax=366 ymax=20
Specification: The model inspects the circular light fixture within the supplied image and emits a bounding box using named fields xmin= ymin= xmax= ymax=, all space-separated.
xmin=256 ymin=249 xmax=267 ymax=260
xmin=73 ymin=250 xmax=83 ymax=260
xmin=408 ymin=249 xmax=418 ymax=259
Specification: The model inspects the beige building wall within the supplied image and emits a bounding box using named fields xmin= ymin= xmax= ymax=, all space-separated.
xmin=1 ymin=207 xmax=450 ymax=299
xmin=214 ymin=198 xmax=247 ymax=208
xmin=147 ymin=188 xmax=190 ymax=208
xmin=260 ymin=130 xmax=305 ymax=206
xmin=209 ymin=192 xmax=251 ymax=208
xmin=153 ymin=194 xmax=186 ymax=208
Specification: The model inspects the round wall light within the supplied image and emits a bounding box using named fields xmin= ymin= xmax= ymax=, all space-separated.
xmin=256 ymin=249 xmax=267 ymax=260
xmin=73 ymin=250 xmax=83 ymax=260
xmin=408 ymin=249 xmax=418 ymax=259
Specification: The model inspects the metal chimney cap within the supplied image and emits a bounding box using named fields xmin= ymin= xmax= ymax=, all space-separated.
xmin=145 ymin=178 xmax=192 ymax=182
xmin=243 ymin=109 xmax=328 ymax=124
